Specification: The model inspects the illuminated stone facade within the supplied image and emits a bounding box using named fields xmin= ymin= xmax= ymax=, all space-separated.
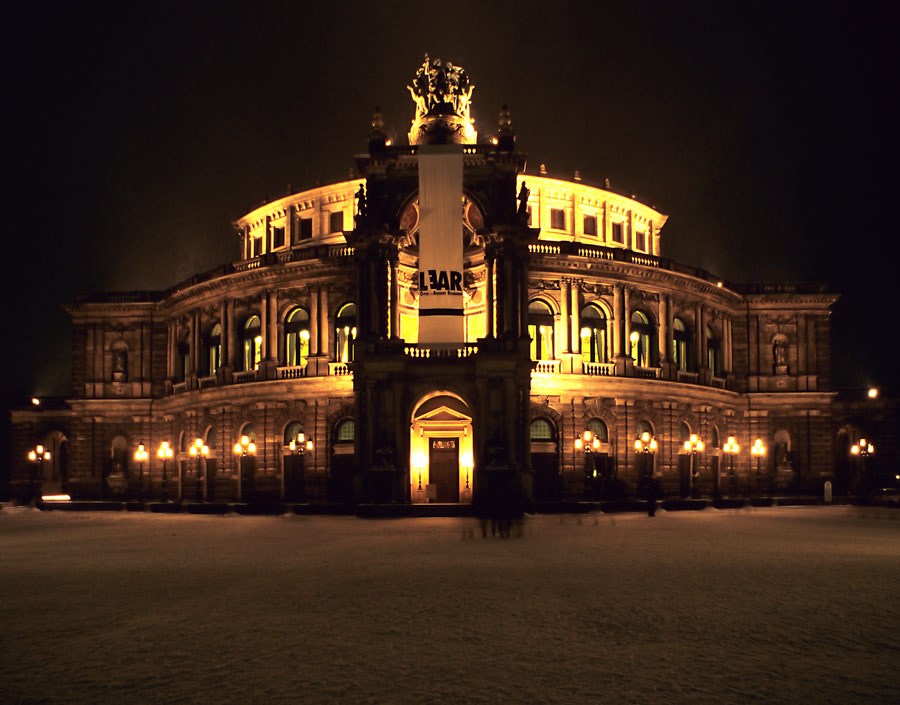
xmin=10 ymin=65 xmax=842 ymax=507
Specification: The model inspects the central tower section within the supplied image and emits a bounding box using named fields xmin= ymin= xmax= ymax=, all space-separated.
xmin=348 ymin=57 xmax=537 ymax=507
xmin=410 ymin=57 xmax=473 ymax=344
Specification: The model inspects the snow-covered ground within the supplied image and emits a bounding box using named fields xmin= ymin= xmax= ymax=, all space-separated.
xmin=1 ymin=506 xmax=898 ymax=705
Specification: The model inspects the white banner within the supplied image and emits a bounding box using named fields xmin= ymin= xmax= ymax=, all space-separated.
xmin=417 ymin=145 xmax=464 ymax=344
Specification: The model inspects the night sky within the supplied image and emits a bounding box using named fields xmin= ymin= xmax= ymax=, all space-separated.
xmin=5 ymin=0 xmax=897 ymax=408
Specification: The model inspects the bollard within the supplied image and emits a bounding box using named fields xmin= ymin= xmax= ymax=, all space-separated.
xmin=824 ymin=480 xmax=832 ymax=504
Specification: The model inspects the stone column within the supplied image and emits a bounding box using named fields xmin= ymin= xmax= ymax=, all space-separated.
xmin=267 ymin=290 xmax=278 ymax=361
xmin=613 ymin=285 xmax=622 ymax=357
xmin=260 ymin=293 xmax=268 ymax=360
xmin=623 ymin=288 xmax=632 ymax=358
xmin=320 ymin=287 xmax=329 ymax=359
xmin=310 ymin=287 xmax=319 ymax=356
xmin=227 ymin=299 xmax=236 ymax=370
xmin=658 ymin=294 xmax=670 ymax=364
xmin=166 ymin=320 xmax=174 ymax=378
xmin=724 ymin=317 xmax=732 ymax=374
xmin=695 ymin=303 xmax=704 ymax=371
xmin=570 ymin=280 xmax=580 ymax=356
xmin=485 ymin=250 xmax=495 ymax=338
xmin=390 ymin=257 xmax=399 ymax=340
xmin=558 ymin=278 xmax=570 ymax=354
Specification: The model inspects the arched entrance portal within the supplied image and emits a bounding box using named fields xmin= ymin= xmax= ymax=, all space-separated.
xmin=410 ymin=392 xmax=473 ymax=504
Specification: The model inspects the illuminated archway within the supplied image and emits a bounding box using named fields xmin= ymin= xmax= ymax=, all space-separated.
xmin=410 ymin=391 xmax=473 ymax=504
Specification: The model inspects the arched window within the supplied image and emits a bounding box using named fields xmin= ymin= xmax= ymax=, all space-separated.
xmin=587 ymin=418 xmax=608 ymax=443
xmin=239 ymin=423 xmax=257 ymax=444
xmin=335 ymin=304 xmax=357 ymax=363
xmin=206 ymin=426 xmax=218 ymax=450
xmin=709 ymin=425 xmax=720 ymax=449
xmin=636 ymin=419 xmax=654 ymax=438
xmin=679 ymin=422 xmax=691 ymax=445
xmin=630 ymin=310 xmax=653 ymax=367
xmin=673 ymin=317 xmax=692 ymax=372
xmin=242 ymin=315 xmax=262 ymax=371
xmin=285 ymin=308 xmax=310 ymax=367
xmin=284 ymin=421 xmax=304 ymax=446
xmin=530 ymin=418 xmax=555 ymax=441
xmin=528 ymin=300 xmax=555 ymax=361
xmin=335 ymin=419 xmax=355 ymax=442
xmin=580 ymin=304 xmax=608 ymax=364
xmin=205 ymin=324 xmax=221 ymax=376
xmin=706 ymin=325 xmax=721 ymax=376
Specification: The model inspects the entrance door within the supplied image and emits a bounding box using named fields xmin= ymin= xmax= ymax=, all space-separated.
xmin=429 ymin=438 xmax=459 ymax=503
xmin=284 ymin=454 xmax=305 ymax=502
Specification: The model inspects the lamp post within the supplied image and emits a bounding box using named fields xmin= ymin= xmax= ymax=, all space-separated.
xmin=634 ymin=432 xmax=658 ymax=479
xmin=575 ymin=429 xmax=602 ymax=499
xmin=26 ymin=444 xmax=51 ymax=505
xmin=189 ymin=438 xmax=209 ymax=502
xmin=750 ymin=439 xmax=766 ymax=497
xmin=233 ymin=435 xmax=257 ymax=503
xmin=683 ymin=434 xmax=704 ymax=498
xmin=723 ymin=436 xmax=740 ymax=498
xmin=134 ymin=443 xmax=149 ymax=501
xmin=286 ymin=432 xmax=313 ymax=501
xmin=157 ymin=441 xmax=173 ymax=501
xmin=850 ymin=437 xmax=875 ymax=498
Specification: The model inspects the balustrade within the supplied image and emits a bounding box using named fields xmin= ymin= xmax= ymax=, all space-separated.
xmin=233 ymin=370 xmax=257 ymax=384
xmin=277 ymin=365 xmax=308 ymax=379
xmin=583 ymin=361 xmax=615 ymax=376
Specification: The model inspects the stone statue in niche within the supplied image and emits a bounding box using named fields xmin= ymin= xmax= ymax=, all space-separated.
xmin=773 ymin=337 xmax=789 ymax=375
xmin=112 ymin=349 xmax=127 ymax=382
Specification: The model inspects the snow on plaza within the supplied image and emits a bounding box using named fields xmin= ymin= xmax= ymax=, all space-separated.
xmin=1 ymin=506 xmax=898 ymax=705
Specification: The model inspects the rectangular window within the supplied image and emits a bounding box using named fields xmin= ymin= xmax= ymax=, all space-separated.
xmin=611 ymin=221 xmax=624 ymax=243
xmin=550 ymin=208 xmax=566 ymax=230
xmin=272 ymin=226 xmax=285 ymax=249
xmin=299 ymin=218 xmax=313 ymax=240
xmin=527 ymin=207 xmax=533 ymax=226
xmin=329 ymin=211 xmax=344 ymax=233
xmin=250 ymin=236 xmax=261 ymax=258
xmin=583 ymin=215 xmax=597 ymax=236
xmin=635 ymin=230 xmax=646 ymax=251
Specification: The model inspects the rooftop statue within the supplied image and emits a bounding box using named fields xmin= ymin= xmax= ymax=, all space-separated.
xmin=407 ymin=54 xmax=475 ymax=124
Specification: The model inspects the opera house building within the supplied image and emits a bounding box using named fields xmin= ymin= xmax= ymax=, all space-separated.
xmin=11 ymin=59 xmax=844 ymax=509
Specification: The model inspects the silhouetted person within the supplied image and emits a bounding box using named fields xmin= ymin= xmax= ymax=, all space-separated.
xmin=646 ymin=474 xmax=659 ymax=517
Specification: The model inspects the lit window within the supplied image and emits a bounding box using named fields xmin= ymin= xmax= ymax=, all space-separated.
xmin=206 ymin=324 xmax=221 ymax=375
xmin=630 ymin=311 xmax=653 ymax=367
xmin=242 ymin=315 xmax=262 ymax=371
xmin=580 ymin=304 xmax=607 ymax=364
xmin=550 ymin=209 xmax=566 ymax=230
xmin=336 ymin=419 xmax=355 ymax=442
xmin=583 ymin=215 xmax=597 ymax=236
xmin=329 ymin=211 xmax=344 ymax=233
xmin=635 ymin=229 xmax=646 ymax=251
xmin=284 ymin=421 xmax=304 ymax=446
xmin=530 ymin=418 xmax=555 ymax=441
xmin=706 ymin=325 xmax=721 ymax=376
xmin=611 ymin=222 xmax=624 ymax=243
xmin=335 ymin=303 xmax=357 ymax=363
xmin=587 ymin=418 xmax=608 ymax=443
xmin=528 ymin=300 xmax=555 ymax=361
xmin=673 ymin=317 xmax=691 ymax=372
xmin=285 ymin=308 xmax=310 ymax=367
